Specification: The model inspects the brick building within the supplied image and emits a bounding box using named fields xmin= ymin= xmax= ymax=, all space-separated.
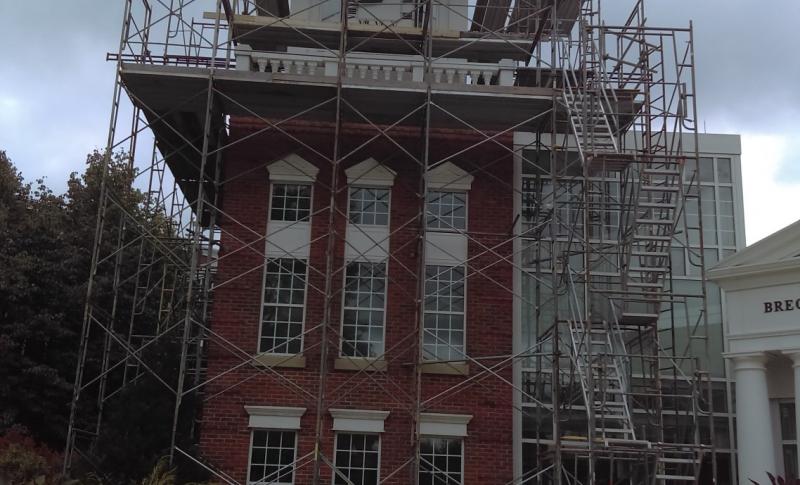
xmin=200 ymin=122 xmax=516 ymax=484
xmin=65 ymin=0 xmax=737 ymax=484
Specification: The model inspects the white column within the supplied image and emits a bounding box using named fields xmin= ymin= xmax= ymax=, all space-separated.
xmin=731 ymin=353 xmax=777 ymax=483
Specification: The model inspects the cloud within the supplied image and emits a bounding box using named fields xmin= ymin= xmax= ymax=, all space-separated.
xmin=740 ymin=134 xmax=800 ymax=244
xmin=1 ymin=0 xmax=799 ymax=243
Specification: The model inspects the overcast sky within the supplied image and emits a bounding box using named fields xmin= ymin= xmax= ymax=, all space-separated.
xmin=1 ymin=1 xmax=799 ymax=244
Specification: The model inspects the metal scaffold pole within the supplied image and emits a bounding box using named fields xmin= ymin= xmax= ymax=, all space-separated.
xmin=62 ymin=0 xmax=717 ymax=483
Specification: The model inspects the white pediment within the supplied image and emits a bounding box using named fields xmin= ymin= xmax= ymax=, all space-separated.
xmin=345 ymin=158 xmax=396 ymax=187
xmin=425 ymin=162 xmax=474 ymax=191
xmin=708 ymin=218 xmax=800 ymax=286
xmin=267 ymin=153 xmax=319 ymax=183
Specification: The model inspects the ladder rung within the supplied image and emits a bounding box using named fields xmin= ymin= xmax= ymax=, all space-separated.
xmin=629 ymin=266 xmax=668 ymax=273
xmin=634 ymin=234 xmax=672 ymax=241
xmin=660 ymin=457 xmax=697 ymax=464
xmin=639 ymin=202 xmax=676 ymax=209
xmin=627 ymin=282 xmax=663 ymax=288
xmin=655 ymin=475 xmax=695 ymax=481
xmin=641 ymin=185 xmax=680 ymax=192
xmin=636 ymin=218 xmax=674 ymax=225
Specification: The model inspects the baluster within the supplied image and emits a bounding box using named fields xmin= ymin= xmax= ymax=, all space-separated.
xmin=256 ymin=58 xmax=269 ymax=73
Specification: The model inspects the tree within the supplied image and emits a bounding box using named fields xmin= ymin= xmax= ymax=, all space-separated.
xmin=0 ymin=150 xmax=201 ymax=483
xmin=0 ymin=151 xmax=81 ymax=447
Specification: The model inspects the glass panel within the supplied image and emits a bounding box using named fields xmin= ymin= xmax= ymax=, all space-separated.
xmin=271 ymin=184 xmax=312 ymax=222
xmin=334 ymin=433 xmax=380 ymax=485
xmin=419 ymin=437 xmax=462 ymax=485
xmin=249 ymin=430 xmax=296 ymax=484
xmin=785 ymin=444 xmax=799 ymax=478
xmin=423 ymin=265 xmax=466 ymax=361
xmin=341 ymin=262 xmax=387 ymax=358
xmin=699 ymin=157 xmax=715 ymax=183
xmin=717 ymin=158 xmax=732 ymax=183
xmin=349 ymin=187 xmax=390 ymax=226
xmin=261 ymin=258 xmax=307 ymax=354
xmin=781 ymin=402 xmax=797 ymax=441
xmin=426 ymin=191 xmax=467 ymax=230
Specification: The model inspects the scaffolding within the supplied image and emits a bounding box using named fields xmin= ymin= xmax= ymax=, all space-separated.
xmin=64 ymin=0 xmax=720 ymax=483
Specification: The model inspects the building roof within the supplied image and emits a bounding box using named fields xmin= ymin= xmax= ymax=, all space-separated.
xmin=708 ymin=218 xmax=800 ymax=284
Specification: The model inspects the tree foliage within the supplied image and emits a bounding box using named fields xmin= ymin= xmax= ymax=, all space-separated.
xmin=0 ymin=150 xmax=202 ymax=483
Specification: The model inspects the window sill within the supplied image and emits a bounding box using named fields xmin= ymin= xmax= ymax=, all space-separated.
xmin=420 ymin=361 xmax=469 ymax=376
xmin=254 ymin=353 xmax=306 ymax=369
xmin=334 ymin=357 xmax=387 ymax=372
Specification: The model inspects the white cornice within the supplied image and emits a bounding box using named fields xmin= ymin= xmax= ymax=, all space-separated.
xmin=245 ymin=405 xmax=306 ymax=429
xmin=345 ymin=158 xmax=396 ymax=187
xmin=707 ymin=257 xmax=800 ymax=290
xmin=330 ymin=408 xmax=390 ymax=433
xmin=267 ymin=153 xmax=319 ymax=183
xmin=425 ymin=162 xmax=473 ymax=191
xmin=419 ymin=412 xmax=472 ymax=437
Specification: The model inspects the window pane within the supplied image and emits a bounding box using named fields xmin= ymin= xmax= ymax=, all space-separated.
xmin=423 ymin=265 xmax=466 ymax=361
xmin=419 ymin=437 xmax=462 ymax=485
xmin=261 ymin=258 xmax=307 ymax=354
xmin=271 ymin=183 xmax=312 ymax=222
xmin=785 ymin=444 xmax=798 ymax=479
xmin=684 ymin=157 xmax=697 ymax=182
xmin=341 ymin=262 xmax=387 ymax=358
xmin=699 ymin=157 xmax=715 ymax=183
xmin=781 ymin=402 xmax=797 ymax=441
xmin=334 ymin=433 xmax=380 ymax=485
xmin=249 ymin=430 xmax=296 ymax=484
xmin=349 ymin=187 xmax=390 ymax=226
xmin=717 ymin=158 xmax=732 ymax=183
xmin=426 ymin=191 xmax=467 ymax=230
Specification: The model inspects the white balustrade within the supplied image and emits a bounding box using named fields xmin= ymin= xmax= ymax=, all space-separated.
xmin=236 ymin=45 xmax=516 ymax=87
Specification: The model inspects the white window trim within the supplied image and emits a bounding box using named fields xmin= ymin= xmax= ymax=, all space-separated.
xmin=245 ymin=405 xmax=306 ymax=430
xmin=267 ymin=182 xmax=314 ymax=224
xmin=267 ymin=153 xmax=319 ymax=183
xmin=257 ymin=258 xmax=310 ymax=355
xmin=426 ymin=191 xmax=468 ymax=232
xmin=339 ymin=260 xmax=389 ymax=359
xmin=247 ymin=429 xmax=298 ymax=485
xmin=419 ymin=413 xmax=472 ymax=437
xmin=346 ymin=186 xmax=392 ymax=228
xmin=330 ymin=409 xmax=390 ymax=433
xmin=332 ymin=431 xmax=382 ymax=485
xmin=422 ymin=264 xmax=467 ymax=362
xmin=345 ymin=158 xmax=396 ymax=187
xmin=425 ymin=161 xmax=473 ymax=191
xmin=418 ymin=435 xmax=465 ymax=485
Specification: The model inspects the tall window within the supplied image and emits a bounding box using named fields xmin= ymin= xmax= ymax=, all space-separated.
xmin=333 ymin=433 xmax=380 ymax=485
xmin=270 ymin=183 xmax=311 ymax=222
xmin=426 ymin=191 xmax=467 ymax=231
xmin=248 ymin=430 xmax=296 ymax=485
xmin=423 ymin=265 xmax=466 ymax=361
xmin=260 ymin=258 xmax=307 ymax=354
xmin=780 ymin=402 xmax=798 ymax=478
xmin=341 ymin=262 xmax=387 ymax=358
xmin=349 ymin=187 xmax=390 ymax=226
xmin=419 ymin=437 xmax=463 ymax=485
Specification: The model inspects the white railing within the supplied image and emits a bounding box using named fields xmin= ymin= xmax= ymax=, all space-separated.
xmin=235 ymin=46 xmax=516 ymax=86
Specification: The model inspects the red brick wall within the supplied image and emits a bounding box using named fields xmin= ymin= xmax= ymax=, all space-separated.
xmin=199 ymin=118 xmax=515 ymax=483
